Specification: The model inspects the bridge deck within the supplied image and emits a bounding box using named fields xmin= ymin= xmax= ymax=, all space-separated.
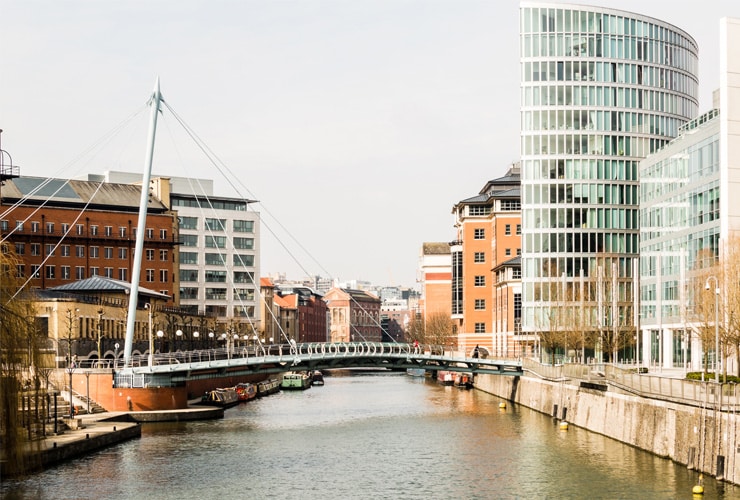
xmin=113 ymin=342 xmax=522 ymax=388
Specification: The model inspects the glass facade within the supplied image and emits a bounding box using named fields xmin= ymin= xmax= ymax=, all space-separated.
xmin=639 ymin=110 xmax=720 ymax=327
xmin=520 ymin=3 xmax=698 ymax=335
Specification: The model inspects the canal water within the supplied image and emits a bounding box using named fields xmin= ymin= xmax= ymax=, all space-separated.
xmin=3 ymin=370 xmax=740 ymax=499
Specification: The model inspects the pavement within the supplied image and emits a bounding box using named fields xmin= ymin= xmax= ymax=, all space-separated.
xmin=4 ymin=406 xmax=224 ymax=477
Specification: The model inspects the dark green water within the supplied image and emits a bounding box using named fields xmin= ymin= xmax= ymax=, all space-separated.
xmin=2 ymin=371 xmax=739 ymax=499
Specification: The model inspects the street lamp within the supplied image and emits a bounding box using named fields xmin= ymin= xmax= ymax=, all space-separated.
xmin=97 ymin=307 xmax=104 ymax=362
xmin=193 ymin=331 xmax=199 ymax=350
xmin=705 ymin=276 xmax=721 ymax=383
xmin=176 ymin=329 xmax=183 ymax=351
xmin=156 ymin=330 xmax=164 ymax=355
xmin=144 ymin=304 xmax=154 ymax=367
xmin=208 ymin=331 xmax=214 ymax=349
xmin=114 ymin=342 xmax=120 ymax=369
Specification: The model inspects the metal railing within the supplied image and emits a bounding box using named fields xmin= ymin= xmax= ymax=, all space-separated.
xmin=523 ymin=359 xmax=740 ymax=411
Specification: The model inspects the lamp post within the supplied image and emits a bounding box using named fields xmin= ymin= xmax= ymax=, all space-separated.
xmin=208 ymin=331 xmax=214 ymax=349
xmin=97 ymin=307 xmax=104 ymax=363
xmin=145 ymin=304 xmax=154 ymax=368
xmin=193 ymin=331 xmax=199 ymax=350
xmin=156 ymin=330 xmax=164 ymax=355
xmin=114 ymin=342 xmax=120 ymax=369
xmin=176 ymin=329 xmax=183 ymax=351
xmin=705 ymin=276 xmax=721 ymax=382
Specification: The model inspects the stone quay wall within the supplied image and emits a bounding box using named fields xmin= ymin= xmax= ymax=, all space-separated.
xmin=475 ymin=372 xmax=740 ymax=485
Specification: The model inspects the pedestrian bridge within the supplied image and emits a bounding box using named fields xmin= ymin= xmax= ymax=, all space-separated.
xmin=113 ymin=342 xmax=522 ymax=388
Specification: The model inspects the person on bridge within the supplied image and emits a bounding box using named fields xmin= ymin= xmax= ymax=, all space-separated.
xmin=413 ymin=340 xmax=419 ymax=353
xmin=473 ymin=345 xmax=479 ymax=359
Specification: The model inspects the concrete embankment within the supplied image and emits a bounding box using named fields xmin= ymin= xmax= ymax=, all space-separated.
xmin=2 ymin=406 xmax=224 ymax=477
xmin=475 ymin=373 xmax=740 ymax=485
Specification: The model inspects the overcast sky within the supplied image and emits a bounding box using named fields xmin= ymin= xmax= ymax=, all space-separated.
xmin=2 ymin=1 xmax=740 ymax=289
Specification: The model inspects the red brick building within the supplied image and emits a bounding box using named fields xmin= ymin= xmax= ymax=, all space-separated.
xmin=324 ymin=287 xmax=381 ymax=343
xmin=0 ymin=177 xmax=178 ymax=302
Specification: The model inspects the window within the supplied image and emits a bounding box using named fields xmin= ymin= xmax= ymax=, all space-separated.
xmin=234 ymin=306 xmax=255 ymax=317
xmin=75 ymin=266 xmax=85 ymax=280
xmin=474 ymin=299 xmax=486 ymax=310
xmin=234 ymin=271 xmax=254 ymax=284
xmin=119 ymin=268 xmax=128 ymax=281
xmin=46 ymin=222 xmax=54 ymax=234
xmin=15 ymin=220 xmax=24 ymax=232
xmin=474 ymin=275 xmax=486 ymax=287
xmin=146 ymin=228 xmax=154 ymax=239
xmin=31 ymin=265 xmax=41 ymax=278
xmin=206 ymin=288 xmax=227 ymax=300
xmin=180 ymin=270 xmax=198 ymax=282
xmin=205 ymin=236 xmax=226 ymax=248
xmin=474 ymin=252 xmax=485 ymax=263
xmin=205 ymin=253 xmax=226 ymax=265
xmin=31 ymin=243 xmax=41 ymax=256
xmin=180 ymin=252 xmax=198 ymax=265
xmin=16 ymin=265 xmax=25 ymax=278
xmin=474 ymin=228 xmax=485 ymax=240
xmin=181 ymin=235 xmax=198 ymax=247
xmin=180 ymin=287 xmax=199 ymax=300
xmin=233 ymin=237 xmax=254 ymax=250
xmin=516 ymin=224 xmax=522 ymax=235
xmin=15 ymin=243 xmax=24 ymax=255
xmin=513 ymin=268 xmax=522 ymax=279
xmin=105 ymin=226 xmax=113 ymax=237
xmin=104 ymin=247 xmax=113 ymax=259
xmin=517 ymin=248 xmax=522 ymax=256
xmin=90 ymin=225 xmax=98 ymax=236
xmin=76 ymin=246 xmax=85 ymax=258
xmin=233 ymin=254 xmax=255 ymax=267
xmin=160 ymin=249 xmax=168 ymax=261
xmin=205 ymin=218 xmax=226 ymax=231
xmin=160 ymin=228 xmax=167 ymax=240
xmin=474 ymin=322 xmax=486 ymax=333
xmin=45 ymin=265 xmax=55 ymax=279
xmin=505 ymin=224 xmax=512 ymax=236
xmin=90 ymin=267 xmax=99 ymax=276
xmin=2 ymin=220 xmax=11 ymax=231
xmin=76 ymin=224 xmax=84 ymax=235
xmin=146 ymin=269 xmax=155 ymax=282
xmin=505 ymin=248 xmax=512 ymax=256
xmin=146 ymin=249 xmax=154 ymax=261
xmin=160 ymin=269 xmax=168 ymax=282
xmin=233 ymin=220 xmax=254 ymax=233
xmin=469 ymin=205 xmax=491 ymax=216
xmin=61 ymin=266 xmax=71 ymax=280
xmin=119 ymin=227 xmax=126 ymax=238
xmin=179 ymin=216 xmax=198 ymax=230
xmin=233 ymin=288 xmax=255 ymax=301
xmin=45 ymin=244 xmax=55 ymax=256
xmin=205 ymin=270 xmax=227 ymax=282
xmin=119 ymin=247 xmax=128 ymax=259
xmin=31 ymin=221 xmax=39 ymax=233
xmin=61 ymin=223 xmax=69 ymax=234
xmin=90 ymin=246 xmax=99 ymax=258
xmin=61 ymin=245 xmax=70 ymax=257
xmin=104 ymin=267 xmax=114 ymax=278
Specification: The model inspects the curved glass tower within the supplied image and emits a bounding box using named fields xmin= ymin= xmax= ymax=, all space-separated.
xmin=519 ymin=3 xmax=698 ymax=359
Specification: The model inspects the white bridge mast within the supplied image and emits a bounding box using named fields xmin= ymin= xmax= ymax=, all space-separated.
xmin=123 ymin=78 xmax=162 ymax=367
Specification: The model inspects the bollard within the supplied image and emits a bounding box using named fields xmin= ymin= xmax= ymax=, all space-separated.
xmin=113 ymin=426 xmax=116 ymax=431
xmin=86 ymin=433 xmax=90 ymax=439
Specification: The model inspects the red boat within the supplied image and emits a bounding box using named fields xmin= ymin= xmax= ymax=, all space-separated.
xmin=235 ymin=382 xmax=257 ymax=402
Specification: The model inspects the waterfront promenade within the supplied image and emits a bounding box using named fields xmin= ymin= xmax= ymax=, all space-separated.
xmin=2 ymin=405 xmax=223 ymax=477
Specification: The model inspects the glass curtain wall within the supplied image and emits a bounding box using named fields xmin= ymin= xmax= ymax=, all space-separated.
xmin=520 ymin=3 xmax=698 ymax=361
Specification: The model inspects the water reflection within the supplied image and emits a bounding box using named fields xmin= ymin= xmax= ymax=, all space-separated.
xmin=2 ymin=371 xmax=740 ymax=499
